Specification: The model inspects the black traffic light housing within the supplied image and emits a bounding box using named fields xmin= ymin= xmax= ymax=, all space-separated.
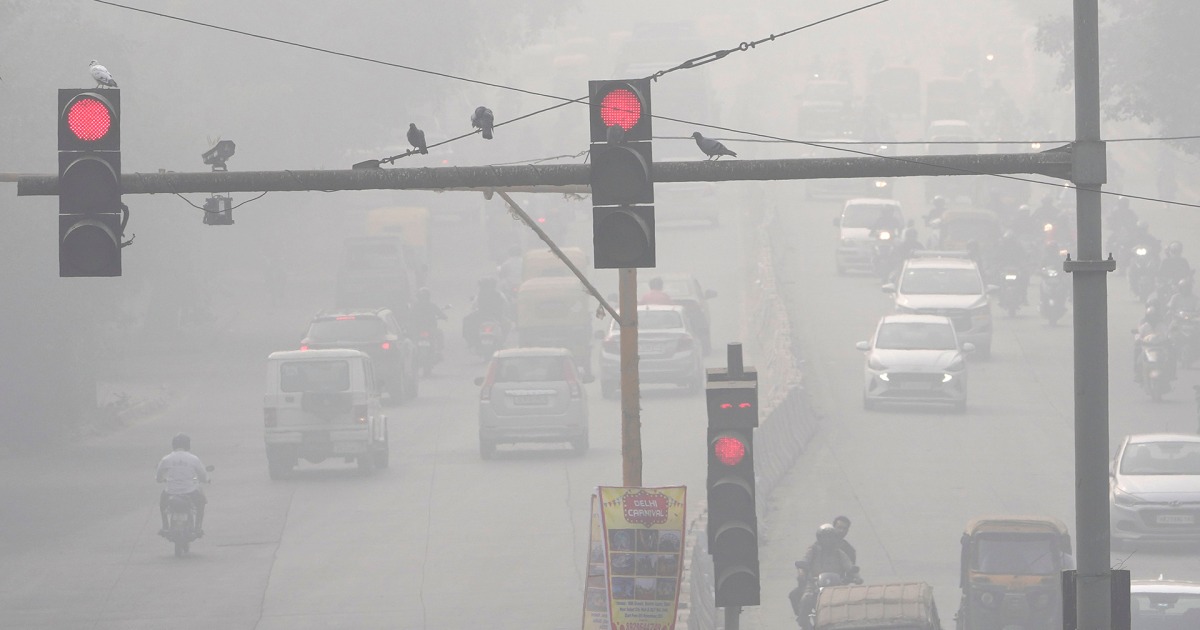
xmin=589 ymin=79 xmax=655 ymax=269
xmin=58 ymin=88 xmax=124 ymax=277
xmin=706 ymin=347 xmax=760 ymax=608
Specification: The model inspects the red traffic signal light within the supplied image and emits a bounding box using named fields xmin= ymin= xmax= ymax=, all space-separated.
xmin=589 ymin=79 xmax=652 ymax=143
xmin=59 ymin=91 xmax=119 ymax=151
xmin=713 ymin=435 xmax=747 ymax=466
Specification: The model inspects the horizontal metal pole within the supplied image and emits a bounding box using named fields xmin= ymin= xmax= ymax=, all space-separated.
xmin=16 ymin=149 xmax=1072 ymax=197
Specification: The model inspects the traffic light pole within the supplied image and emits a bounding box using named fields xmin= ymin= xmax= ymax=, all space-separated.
xmin=619 ymin=268 xmax=642 ymax=486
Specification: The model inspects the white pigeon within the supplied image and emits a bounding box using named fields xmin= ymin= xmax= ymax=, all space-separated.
xmin=89 ymin=60 xmax=118 ymax=88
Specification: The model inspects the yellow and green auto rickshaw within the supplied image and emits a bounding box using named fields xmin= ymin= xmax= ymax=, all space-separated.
xmin=956 ymin=516 xmax=1073 ymax=630
xmin=515 ymin=276 xmax=594 ymax=375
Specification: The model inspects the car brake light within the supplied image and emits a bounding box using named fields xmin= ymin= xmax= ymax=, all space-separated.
xmin=381 ymin=342 xmax=391 ymax=350
xmin=482 ymin=325 xmax=494 ymax=334
xmin=420 ymin=330 xmax=430 ymax=338
xmin=354 ymin=405 xmax=369 ymax=424
xmin=562 ymin=360 xmax=581 ymax=399
xmin=264 ymin=408 xmax=277 ymax=428
xmin=479 ymin=361 xmax=497 ymax=401
xmin=299 ymin=345 xmax=309 ymax=351
xmin=336 ymin=316 xmax=356 ymax=320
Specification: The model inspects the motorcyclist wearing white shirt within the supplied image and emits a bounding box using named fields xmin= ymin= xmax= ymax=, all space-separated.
xmin=156 ymin=433 xmax=209 ymax=536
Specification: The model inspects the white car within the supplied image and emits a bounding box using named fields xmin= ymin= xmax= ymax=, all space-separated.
xmin=884 ymin=254 xmax=994 ymax=358
xmin=1129 ymin=577 xmax=1200 ymax=629
xmin=1110 ymin=433 xmax=1200 ymax=546
xmin=834 ymin=198 xmax=905 ymax=275
xmin=598 ymin=305 xmax=704 ymax=399
xmin=857 ymin=314 xmax=972 ymax=412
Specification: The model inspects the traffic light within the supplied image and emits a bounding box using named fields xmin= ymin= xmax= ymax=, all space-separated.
xmin=589 ymin=79 xmax=655 ymax=269
xmin=58 ymin=89 xmax=124 ymax=277
xmin=706 ymin=377 xmax=760 ymax=608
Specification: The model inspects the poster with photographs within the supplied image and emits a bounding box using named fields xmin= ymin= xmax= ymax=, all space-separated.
xmin=598 ymin=486 xmax=686 ymax=630
xmin=582 ymin=494 xmax=610 ymax=630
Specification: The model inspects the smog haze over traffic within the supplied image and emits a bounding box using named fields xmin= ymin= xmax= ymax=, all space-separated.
xmin=4 ymin=0 xmax=1200 ymax=628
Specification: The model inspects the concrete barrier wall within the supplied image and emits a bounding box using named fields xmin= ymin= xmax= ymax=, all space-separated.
xmin=681 ymin=207 xmax=821 ymax=630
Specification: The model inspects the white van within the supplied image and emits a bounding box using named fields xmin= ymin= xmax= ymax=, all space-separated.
xmin=263 ymin=349 xmax=389 ymax=479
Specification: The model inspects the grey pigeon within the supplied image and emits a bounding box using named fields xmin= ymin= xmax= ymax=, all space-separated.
xmin=407 ymin=123 xmax=428 ymax=154
xmin=471 ymin=106 xmax=494 ymax=140
xmin=606 ymin=124 xmax=626 ymax=144
xmin=691 ymin=131 xmax=736 ymax=160
xmin=89 ymin=60 xmax=118 ymax=88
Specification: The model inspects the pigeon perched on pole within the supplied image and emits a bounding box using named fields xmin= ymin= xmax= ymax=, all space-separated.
xmin=407 ymin=123 xmax=428 ymax=155
xmin=471 ymin=106 xmax=495 ymax=140
xmin=89 ymin=60 xmax=118 ymax=88
xmin=691 ymin=132 xmax=736 ymax=160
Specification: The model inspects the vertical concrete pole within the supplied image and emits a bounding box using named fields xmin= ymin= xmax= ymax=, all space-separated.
xmin=619 ymin=268 xmax=643 ymax=486
xmin=1068 ymin=1 xmax=1115 ymax=628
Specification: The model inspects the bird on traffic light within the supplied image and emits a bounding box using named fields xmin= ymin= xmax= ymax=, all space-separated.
xmin=471 ymin=106 xmax=495 ymax=140
xmin=407 ymin=123 xmax=428 ymax=155
xmin=89 ymin=60 xmax=118 ymax=88
xmin=692 ymin=132 xmax=737 ymax=160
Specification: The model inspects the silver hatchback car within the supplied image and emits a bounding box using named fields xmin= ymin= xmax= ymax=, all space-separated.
xmin=1110 ymin=433 xmax=1200 ymax=546
xmin=475 ymin=347 xmax=591 ymax=459
xmin=857 ymin=314 xmax=973 ymax=412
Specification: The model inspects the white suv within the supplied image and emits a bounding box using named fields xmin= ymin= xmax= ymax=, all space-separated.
xmin=883 ymin=255 xmax=995 ymax=358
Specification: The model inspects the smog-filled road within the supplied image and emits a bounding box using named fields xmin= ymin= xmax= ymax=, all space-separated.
xmin=0 ymin=191 xmax=744 ymax=629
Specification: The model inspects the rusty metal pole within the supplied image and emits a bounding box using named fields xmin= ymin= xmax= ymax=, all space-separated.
xmin=619 ymin=267 xmax=642 ymax=486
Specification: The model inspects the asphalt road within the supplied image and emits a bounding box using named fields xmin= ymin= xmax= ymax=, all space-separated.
xmin=753 ymin=171 xmax=1200 ymax=629
xmin=0 ymin=185 xmax=747 ymax=629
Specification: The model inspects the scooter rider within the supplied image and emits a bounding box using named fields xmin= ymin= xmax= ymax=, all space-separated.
xmin=157 ymin=433 xmax=209 ymax=536
xmin=1134 ymin=307 xmax=1171 ymax=384
xmin=790 ymin=524 xmax=859 ymax=625
xmin=412 ymin=287 xmax=447 ymax=349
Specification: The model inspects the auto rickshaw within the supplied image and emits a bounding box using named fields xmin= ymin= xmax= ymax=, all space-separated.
xmin=815 ymin=582 xmax=942 ymax=630
xmin=522 ymin=247 xmax=590 ymax=282
xmin=515 ymin=276 xmax=594 ymax=375
xmin=956 ymin=516 xmax=1073 ymax=630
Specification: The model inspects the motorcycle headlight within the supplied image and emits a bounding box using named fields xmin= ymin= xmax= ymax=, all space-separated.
xmin=874 ymin=179 xmax=889 ymax=188
xmin=1044 ymin=223 xmax=1055 ymax=233
xmin=979 ymin=592 xmax=998 ymax=607
xmin=1135 ymin=247 xmax=1148 ymax=256
xmin=878 ymin=231 xmax=892 ymax=241
xmin=1004 ymin=274 xmax=1018 ymax=281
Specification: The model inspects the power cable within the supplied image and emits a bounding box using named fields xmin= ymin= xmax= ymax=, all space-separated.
xmin=653 ymin=134 xmax=1200 ymax=145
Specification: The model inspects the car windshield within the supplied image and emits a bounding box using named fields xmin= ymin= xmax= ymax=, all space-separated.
xmin=875 ymin=322 xmax=957 ymax=350
xmin=1120 ymin=442 xmax=1200 ymax=475
xmin=841 ymin=204 xmax=899 ymax=229
xmin=973 ymin=536 xmax=1059 ymax=575
xmin=1131 ymin=592 xmax=1200 ymax=629
xmin=307 ymin=317 xmax=386 ymax=343
xmin=900 ymin=267 xmax=983 ymax=295
xmin=493 ymin=356 xmax=571 ymax=383
xmin=280 ymin=360 xmax=350 ymax=393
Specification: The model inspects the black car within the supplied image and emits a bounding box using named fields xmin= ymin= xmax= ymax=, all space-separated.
xmin=301 ymin=308 xmax=418 ymax=405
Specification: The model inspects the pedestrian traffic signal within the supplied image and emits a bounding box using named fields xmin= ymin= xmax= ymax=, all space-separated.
xmin=589 ymin=78 xmax=655 ymax=269
xmin=58 ymin=89 xmax=124 ymax=277
xmin=706 ymin=379 xmax=760 ymax=607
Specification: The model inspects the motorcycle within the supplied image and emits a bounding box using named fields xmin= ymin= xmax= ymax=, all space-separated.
xmin=1135 ymin=332 xmax=1175 ymax=402
xmin=1128 ymin=246 xmax=1158 ymax=302
xmin=793 ymin=561 xmax=861 ymax=630
xmin=871 ymin=230 xmax=897 ymax=282
xmin=1039 ymin=267 xmax=1069 ymax=326
xmin=161 ymin=465 xmax=213 ymax=557
xmin=474 ymin=318 xmax=503 ymax=357
xmin=997 ymin=267 xmax=1026 ymax=317
xmin=415 ymin=328 xmax=443 ymax=376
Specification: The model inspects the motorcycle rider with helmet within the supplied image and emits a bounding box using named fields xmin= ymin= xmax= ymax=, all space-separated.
xmin=994 ymin=230 xmax=1030 ymax=304
xmin=790 ymin=524 xmax=860 ymax=628
xmin=1159 ymin=241 xmax=1193 ymax=287
xmin=463 ymin=277 xmax=509 ymax=351
xmin=157 ymin=433 xmax=209 ymax=536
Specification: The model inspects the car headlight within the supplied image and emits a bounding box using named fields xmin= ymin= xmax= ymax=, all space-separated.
xmin=874 ymin=180 xmax=889 ymax=188
xmin=868 ymin=356 xmax=888 ymax=371
xmin=1111 ymin=486 xmax=1142 ymax=507
xmin=942 ymin=373 xmax=954 ymax=383
xmin=1135 ymin=247 xmax=1147 ymax=256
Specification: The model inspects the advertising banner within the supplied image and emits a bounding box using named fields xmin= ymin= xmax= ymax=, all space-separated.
xmin=598 ymin=486 xmax=687 ymax=630
xmin=582 ymin=494 xmax=611 ymax=630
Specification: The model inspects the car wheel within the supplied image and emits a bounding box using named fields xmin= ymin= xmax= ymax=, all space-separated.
xmin=601 ymin=380 xmax=618 ymax=399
